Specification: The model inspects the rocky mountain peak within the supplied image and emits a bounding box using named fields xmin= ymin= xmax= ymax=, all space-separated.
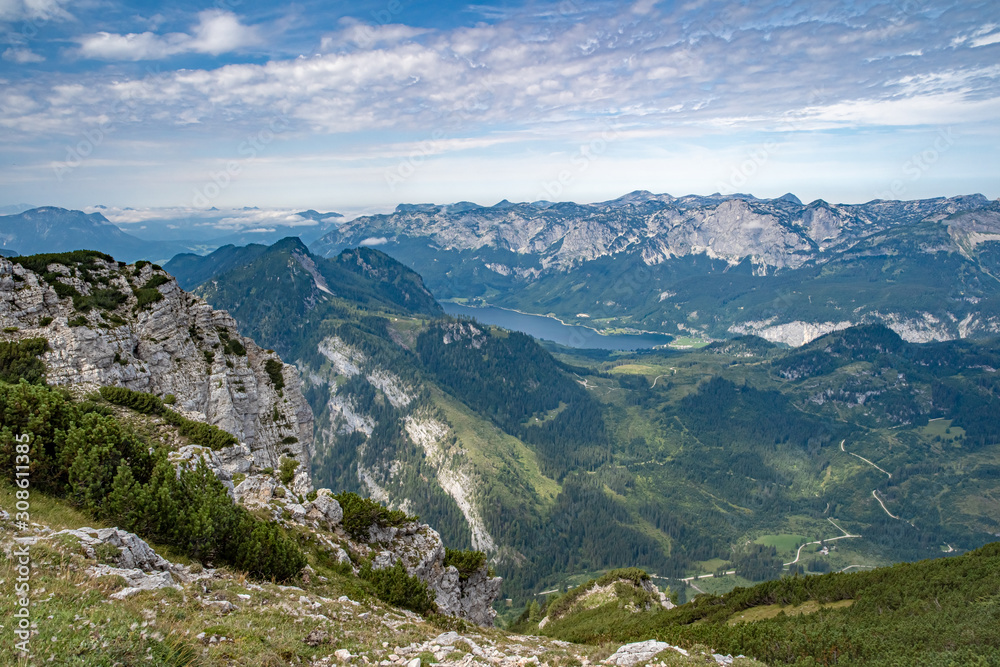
xmin=0 ymin=251 xmax=314 ymax=488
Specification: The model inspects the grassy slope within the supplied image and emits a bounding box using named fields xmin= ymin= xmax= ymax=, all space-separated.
xmin=539 ymin=542 xmax=1000 ymax=666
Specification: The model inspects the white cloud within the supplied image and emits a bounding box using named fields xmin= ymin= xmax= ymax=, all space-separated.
xmin=971 ymin=32 xmax=1000 ymax=48
xmin=359 ymin=237 xmax=389 ymax=246
xmin=0 ymin=0 xmax=71 ymax=23
xmin=321 ymin=20 xmax=430 ymax=51
xmin=76 ymin=10 xmax=259 ymax=61
xmin=2 ymin=46 xmax=43 ymax=63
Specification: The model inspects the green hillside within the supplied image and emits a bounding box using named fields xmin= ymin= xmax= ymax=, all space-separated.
xmin=535 ymin=543 xmax=1000 ymax=665
xmin=179 ymin=238 xmax=1000 ymax=611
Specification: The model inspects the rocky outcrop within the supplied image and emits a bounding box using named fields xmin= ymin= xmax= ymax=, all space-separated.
xmin=354 ymin=520 xmax=502 ymax=626
xmin=729 ymin=320 xmax=854 ymax=347
xmin=56 ymin=527 xmax=172 ymax=572
xmin=48 ymin=526 xmax=213 ymax=599
xmin=0 ymin=255 xmax=314 ymax=476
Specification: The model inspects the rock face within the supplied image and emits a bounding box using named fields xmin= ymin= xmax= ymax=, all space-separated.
xmin=314 ymin=193 xmax=993 ymax=274
xmin=0 ymin=254 xmax=314 ymax=475
xmin=357 ymin=520 xmax=503 ymax=627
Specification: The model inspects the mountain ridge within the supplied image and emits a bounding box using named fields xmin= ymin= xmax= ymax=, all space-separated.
xmin=310 ymin=193 xmax=1000 ymax=346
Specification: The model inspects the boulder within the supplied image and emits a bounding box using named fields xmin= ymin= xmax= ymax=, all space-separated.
xmin=56 ymin=527 xmax=171 ymax=572
xmin=304 ymin=489 xmax=343 ymax=527
xmin=361 ymin=521 xmax=502 ymax=626
xmin=604 ymin=640 xmax=678 ymax=666
xmin=234 ymin=474 xmax=277 ymax=507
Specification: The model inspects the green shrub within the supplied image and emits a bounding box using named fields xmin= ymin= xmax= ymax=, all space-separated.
xmin=80 ymin=287 xmax=128 ymax=312
xmin=278 ymin=457 xmax=299 ymax=485
xmin=0 ymin=338 xmax=49 ymax=384
xmin=224 ymin=338 xmax=246 ymax=356
xmin=67 ymin=315 xmax=88 ymax=327
xmin=264 ymin=359 xmax=285 ymax=390
xmin=11 ymin=250 xmax=114 ymax=275
xmin=546 ymin=568 xmax=652 ymax=622
xmin=443 ymin=548 xmax=487 ymax=580
xmin=0 ymin=381 xmax=305 ymax=582
xmin=3 ymin=326 xmax=18 ymax=333
xmin=98 ymin=385 xmax=237 ymax=450
xmin=162 ymin=394 xmax=176 ymax=405
xmin=360 ymin=561 xmax=436 ymax=615
xmin=38 ymin=316 xmax=53 ymax=327
xmin=133 ymin=260 xmax=151 ymax=273
xmin=134 ymin=287 xmax=164 ymax=310
xmin=99 ymin=386 xmax=164 ymax=414
xmin=143 ymin=274 xmax=170 ymax=290
xmin=333 ymin=492 xmax=417 ymax=541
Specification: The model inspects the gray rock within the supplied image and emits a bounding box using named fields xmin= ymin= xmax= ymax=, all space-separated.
xmin=0 ymin=257 xmax=315 ymax=481
xmin=234 ymin=475 xmax=277 ymax=507
xmin=604 ymin=640 xmax=678 ymax=666
xmin=285 ymin=502 xmax=307 ymax=522
xmin=55 ymin=527 xmax=171 ymax=572
xmin=202 ymin=599 xmax=236 ymax=614
xmin=304 ymin=490 xmax=343 ymax=527
xmin=362 ymin=521 xmax=501 ymax=626
xmin=104 ymin=568 xmax=177 ymax=599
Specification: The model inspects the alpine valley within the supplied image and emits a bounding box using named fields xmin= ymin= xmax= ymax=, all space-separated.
xmin=2 ymin=192 xmax=1000 ymax=666
xmin=166 ymin=231 xmax=1000 ymax=607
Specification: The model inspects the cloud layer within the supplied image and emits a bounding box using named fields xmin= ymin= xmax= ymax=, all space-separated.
xmin=0 ymin=1 xmax=998 ymax=208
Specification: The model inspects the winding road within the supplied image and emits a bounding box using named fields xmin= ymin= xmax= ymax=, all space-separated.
xmin=841 ymin=440 xmax=909 ymax=523
xmin=783 ymin=518 xmax=861 ymax=566
xmin=840 ymin=439 xmax=892 ymax=478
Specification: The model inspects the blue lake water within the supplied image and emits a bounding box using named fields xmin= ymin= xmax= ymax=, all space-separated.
xmin=441 ymin=303 xmax=673 ymax=351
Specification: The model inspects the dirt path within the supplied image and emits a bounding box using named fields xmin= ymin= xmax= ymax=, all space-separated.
xmin=841 ymin=439 xmax=892 ymax=478
xmin=841 ymin=440 xmax=909 ymax=523
xmin=872 ymin=490 xmax=903 ymax=520
xmin=783 ymin=518 xmax=861 ymax=566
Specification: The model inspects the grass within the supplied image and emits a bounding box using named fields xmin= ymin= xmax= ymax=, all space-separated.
xmin=919 ymin=418 xmax=966 ymax=441
xmin=725 ymin=599 xmax=855 ymax=625
xmin=432 ymin=387 xmax=561 ymax=504
xmin=755 ymin=534 xmax=810 ymax=555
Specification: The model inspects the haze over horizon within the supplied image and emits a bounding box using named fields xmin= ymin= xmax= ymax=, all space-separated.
xmin=2 ymin=0 xmax=999 ymax=216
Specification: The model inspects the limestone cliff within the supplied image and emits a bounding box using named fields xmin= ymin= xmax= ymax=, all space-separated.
xmin=0 ymin=253 xmax=313 ymax=490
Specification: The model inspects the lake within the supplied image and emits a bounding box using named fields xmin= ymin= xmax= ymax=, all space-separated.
xmin=441 ymin=303 xmax=673 ymax=351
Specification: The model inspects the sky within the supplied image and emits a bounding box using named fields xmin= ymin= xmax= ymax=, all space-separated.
xmin=1 ymin=0 xmax=999 ymax=218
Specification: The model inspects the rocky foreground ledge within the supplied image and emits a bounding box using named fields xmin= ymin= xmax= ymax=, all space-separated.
xmin=1 ymin=508 xmax=761 ymax=666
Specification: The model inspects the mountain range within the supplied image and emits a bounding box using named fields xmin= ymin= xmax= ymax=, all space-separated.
xmin=311 ymin=192 xmax=1000 ymax=346
xmin=0 ymin=207 xmax=190 ymax=263
xmin=0 ymin=206 xmax=345 ymax=263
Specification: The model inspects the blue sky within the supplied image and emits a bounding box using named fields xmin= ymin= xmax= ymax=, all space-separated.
xmin=1 ymin=0 xmax=998 ymax=218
